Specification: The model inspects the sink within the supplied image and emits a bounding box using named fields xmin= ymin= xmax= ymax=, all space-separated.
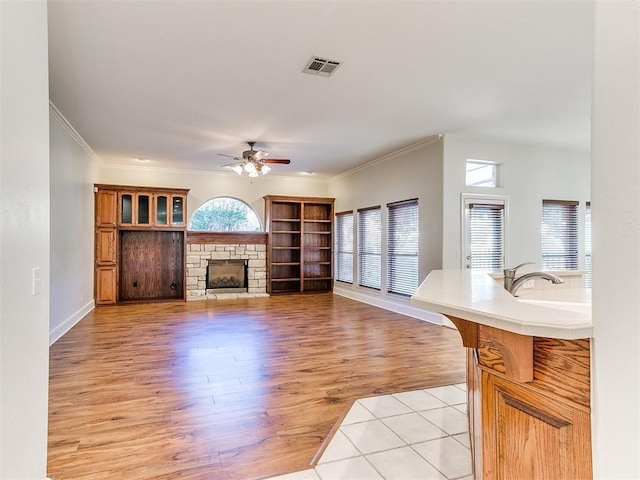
xmin=517 ymin=298 xmax=591 ymax=315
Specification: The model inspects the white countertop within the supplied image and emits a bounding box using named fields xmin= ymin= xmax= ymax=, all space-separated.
xmin=411 ymin=270 xmax=593 ymax=339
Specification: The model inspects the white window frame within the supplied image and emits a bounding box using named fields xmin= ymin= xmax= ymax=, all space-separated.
xmin=585 ymin=202 xmax=592 ymax=287
xmin=387 ymin=198 xmax=419 ymax=297
xmin=465 ymin=159 xmax=502 ymax=188
xmin=461 ymin=194 xmax=509 ymax=270
xmin=357 ymin=206 xmax=382 ymax=290
xmin=541 ymin=199 xmax=579 ymax=271
xmin=335 ymin=211 xmax=354 ymax=284
xmin=188 ymin=196 xmax=262 ymax=232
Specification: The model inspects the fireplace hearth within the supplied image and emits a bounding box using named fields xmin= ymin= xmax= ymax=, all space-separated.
xmin=206 ymin=259 xmax=248 ymax=293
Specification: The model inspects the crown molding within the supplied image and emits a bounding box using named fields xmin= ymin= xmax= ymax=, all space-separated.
xmin=49 ymin=101 xmax=103 ymax=165
xmin=327 ymin=135 xmax=443 ymax=183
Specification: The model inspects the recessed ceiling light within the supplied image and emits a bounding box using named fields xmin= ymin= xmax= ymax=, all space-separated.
xmin=301 ymin=171 xmax=314 ymax=176
xmin=137 ymin=158 xmax=150 ymax=163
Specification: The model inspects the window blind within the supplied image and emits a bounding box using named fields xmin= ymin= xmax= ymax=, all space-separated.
xmin=585 ymin=202 xmax=592 ymax=287
xmin=466 ymin=201 xmax=505 ymax=270
xmin=387 ymin=199 xmax=419 ymax=296
xmin=358 ymin=206 xmax=381 ymax=290
xmin=541 ymin=200 xmax=579 ymax=270
xmin=335 ymin=211 xmax=354 ymax=284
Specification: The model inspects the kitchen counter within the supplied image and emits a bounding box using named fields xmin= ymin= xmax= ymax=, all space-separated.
xmin=412 ymin=270 xmax=594 ymax=479
xmin=411 ymin=269 xmax=592 ymax=339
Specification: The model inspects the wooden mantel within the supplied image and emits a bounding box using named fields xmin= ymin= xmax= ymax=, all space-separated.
xmin=186 ymin=231 xmax=268 ymax=245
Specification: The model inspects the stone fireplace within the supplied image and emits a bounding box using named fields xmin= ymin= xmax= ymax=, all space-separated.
xmin=186 ymin=232 xmax=268 ymax=300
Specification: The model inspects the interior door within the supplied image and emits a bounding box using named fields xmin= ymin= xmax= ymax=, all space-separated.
xmin=119 ymin=230 xmax=184 ymax=300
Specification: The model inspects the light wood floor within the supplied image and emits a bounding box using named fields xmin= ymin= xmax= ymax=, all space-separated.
xmin=48 ymin=294 xmax=465 ymax=480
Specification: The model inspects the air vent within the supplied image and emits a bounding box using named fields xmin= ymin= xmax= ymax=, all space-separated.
xmin=302 ymin=56 xmax=342 ymax=77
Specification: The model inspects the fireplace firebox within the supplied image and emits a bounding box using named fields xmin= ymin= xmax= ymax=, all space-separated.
xmin=206 ymin=259 xmax=248 ymax=293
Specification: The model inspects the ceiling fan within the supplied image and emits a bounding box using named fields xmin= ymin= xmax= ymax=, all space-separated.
xmin=218 ymin=141 xmax=291 ymax=177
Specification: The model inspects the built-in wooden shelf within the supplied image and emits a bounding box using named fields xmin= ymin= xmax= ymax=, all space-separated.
xmin=265 ymin=195 xmax=335 ymax=295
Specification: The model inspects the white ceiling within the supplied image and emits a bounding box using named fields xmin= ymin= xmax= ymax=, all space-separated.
xmin=48 ymin=1 xmax=593 ymax=179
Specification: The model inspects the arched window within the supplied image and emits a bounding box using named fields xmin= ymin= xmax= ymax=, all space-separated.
xmin=189 ymin=196 xmax=262 ymax=231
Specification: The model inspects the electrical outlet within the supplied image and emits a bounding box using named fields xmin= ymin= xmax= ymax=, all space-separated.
xmin=522 ymin=279 xmax=535 ymax=289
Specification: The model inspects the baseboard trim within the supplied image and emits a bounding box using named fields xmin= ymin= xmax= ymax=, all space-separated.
xmin=49 ymin=300 xmax=95 ymax=346
xmin=333 ymin=286 xmax=443 ymax=325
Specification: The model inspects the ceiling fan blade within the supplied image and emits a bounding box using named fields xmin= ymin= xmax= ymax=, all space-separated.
xmin=222 ymin=161 xmax=243 ymax=168
xmin=253 ymin=150 xmax=269 ymax=160
xmin=263 ymin=158 xmax=291 ymax=164
xmin=218 ymin=153 xmax=241 ymax=160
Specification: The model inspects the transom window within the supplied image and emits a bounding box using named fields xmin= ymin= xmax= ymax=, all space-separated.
xmin=466 ymin=159 xmax=501 ymax=188
xmin=189 ymin=196 xmax=261 ymax=231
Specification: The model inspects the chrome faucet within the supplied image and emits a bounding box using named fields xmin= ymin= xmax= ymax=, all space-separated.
xmin=503 ymin=262 xmax=564 ymax=296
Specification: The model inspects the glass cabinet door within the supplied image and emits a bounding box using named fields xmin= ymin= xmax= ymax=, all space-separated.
xmin=172 ymin=196 xmax=184 ymax=225
xmin=120 ymin=193 xmax=133 ymax=224
xmin=137 ymin=194 xmax=150 ymax=224
xmin=156 ymin=195 xmax=168 ymax=225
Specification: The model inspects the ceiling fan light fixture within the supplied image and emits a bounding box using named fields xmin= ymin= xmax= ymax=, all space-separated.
xmin=219 ymin=142 xmax=289 ymax=178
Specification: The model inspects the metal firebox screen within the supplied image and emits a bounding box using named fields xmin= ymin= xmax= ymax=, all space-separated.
xmin=206 ymin=259 xmax=248 ymax=293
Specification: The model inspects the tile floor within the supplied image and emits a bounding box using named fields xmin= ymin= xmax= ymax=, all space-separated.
xmin=268 ymin=384 xmax=473 ymax=480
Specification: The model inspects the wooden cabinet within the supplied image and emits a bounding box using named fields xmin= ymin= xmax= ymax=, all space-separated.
xmin=94 ymin=184 xmax=189 ymax=304
xmin=482 ymin=370 xmax=592 ymax=480
xmin=95 ymin=266 xmax=117 ymax=305
xmin=95 ymin=188 xmax=118 ymax=304
xmin=96 ymin=189 xmax=117 ymax=226
xmin=96 ymin=228 xmax=116 ymax=265
xmin=117 ymin=190 xmax=186 ymax=227
xmin=455 ymin=316 xmax=592 ymax=480
xmin=264 ymin=195 xmax=334 ymax=294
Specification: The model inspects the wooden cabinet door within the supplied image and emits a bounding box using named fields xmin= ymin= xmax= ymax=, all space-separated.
xmin=96 ymin=190 xmax=117 ymax=226
xmin=118 ymin=192 xmax=136 ymax=226
xmin=119 ymin=230 xmax=184 ymax=300
xmin=136 ymin=193 xmax=151 ymax=225
xmin=170 ymin=194 xmax=186 ymax=226
xmin=155 ymin=194 xmax=169 ymax=226
xmin=96 ymin=228 xmax=116 ymax=265
xmin=482 ymin=371 xmax=592 ymax=480
xmin=95 ymin=266 xmax=117 ymax=304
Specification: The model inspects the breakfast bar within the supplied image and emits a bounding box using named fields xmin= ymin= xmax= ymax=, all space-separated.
xmin=412 ymin=269 xmax=593 ymax=480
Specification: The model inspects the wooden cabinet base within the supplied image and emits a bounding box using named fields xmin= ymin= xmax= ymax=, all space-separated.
xmin=459 ymin=323 xmax=592 ymax=480
xmin=482 ymin=371 xmax=592 ymax=480
xmin=95 ymin=266 xmax=117 ymax=304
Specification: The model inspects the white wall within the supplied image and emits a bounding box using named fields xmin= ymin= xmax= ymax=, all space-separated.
xmin=328 ymin=137 xmax=444 ymax=322
xmin=442 ymin=134 xmax=591 ymax=269
xmin=49 ymin=105 xmax=99 ymax=345
xmin=0 ymin=1 xmax=51 ymax=478
xmin=591 ymin=2 xmax=640 ymax=477
xmin=99 ymin=166 xmax=329 ymax=227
